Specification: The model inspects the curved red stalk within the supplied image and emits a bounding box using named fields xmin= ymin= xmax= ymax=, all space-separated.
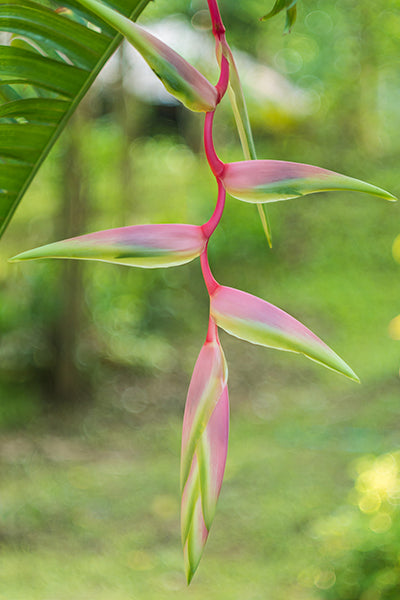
xmin=200 ymin=246 xmax=218 ymax=296
xmin=215 ymin=54 xmax=230 ymax=101
xmin=207 ymin=0 xmax=229 ymax=102
xmin=205 ymin=314 xmax=218 ymax=343
xmin=204 ymin=111 xmax=225 ymax=177
xmin=201 ymin=0 xmax=228 ymax=309
xmin=202 ymin=179 xmax=226 ymax=239
xmin=206 ymin=0 xmax=226 ymax=37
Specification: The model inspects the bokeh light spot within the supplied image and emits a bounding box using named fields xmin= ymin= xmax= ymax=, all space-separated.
xmin=314 ymin=569 xmax=336 ymax=590
xmin=359 ymin=493 xmax=381 ymax=514
xmin=126 ymin=550 xmax=155 ymax=571
xmin=151 ymin=494 xmax=178 ymax=520
xmin=392 ymin=235 xmax=400 ymax=263
xmin=274 ymin=48 xmax=303 ymax=74
xmin=388 ymin=315 xmax=400 ymax=340
xmin=305 ymin=11 xmax=333 ymax=35
xmin=369 ymin=512 xmax=392 ymax=534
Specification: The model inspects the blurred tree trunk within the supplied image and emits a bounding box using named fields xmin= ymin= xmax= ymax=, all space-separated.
xmin=358 ymin=5 xmax=381 ymax=157
xmin=50 ymin=104 xmax=91 ymax=407
xmin=47 ymin=45 xmax=135 ymax=409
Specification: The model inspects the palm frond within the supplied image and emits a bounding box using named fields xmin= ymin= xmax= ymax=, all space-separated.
xmin=0 ymin=0 xmax=151 ymax=238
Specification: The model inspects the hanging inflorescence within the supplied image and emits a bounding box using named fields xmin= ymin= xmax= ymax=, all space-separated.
xmin=11 ymin=0 xmax=396 ymax=583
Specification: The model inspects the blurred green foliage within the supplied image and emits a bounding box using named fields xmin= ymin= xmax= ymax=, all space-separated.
xmin=312 ymin=452 xmax=400 ymax=599
xmin=1 ymin=0 xmax=400 ymax=596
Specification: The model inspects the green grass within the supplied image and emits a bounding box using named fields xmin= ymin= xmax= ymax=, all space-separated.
xmin=1 ymin=350 xmax=399 ymax=599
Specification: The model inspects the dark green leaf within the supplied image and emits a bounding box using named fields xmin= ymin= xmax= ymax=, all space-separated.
xmin=0 ymin=98 xmax=70 ymax=122
xmin=0 ymin=46 xmax=88 ymax=96
xmin=0 ymin=1 xmax=108 ymax=69
xmin=0 ymin=123 xmax=56 ymax=163
xmin=284 ymin=4 xmax=297 ymax=33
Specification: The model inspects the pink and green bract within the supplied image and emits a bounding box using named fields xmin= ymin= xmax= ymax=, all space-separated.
xmin=74 ymin=0 xmax=218 ymax=113
xmin=12 ymin=224 xmax=207 ymax=268
xmin=11 ymin=0 xmax=397 ymax=584
xmin=180 ymin=318 xmax=229 ymax=583
xmin=221 ymin=160 xmax=396 ymax=204
xmin=209 ymin=285 xmax=358 ymax=380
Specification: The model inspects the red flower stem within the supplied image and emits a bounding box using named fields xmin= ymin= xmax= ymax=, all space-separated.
xmin=200 ymin=0 xmax=228 ymax=307
xmin=215 ymin=53 xmax=230 ymax=102
xmin=200 ymin=245 xmax=218 ymax=296
xmin=202 ymin=178 xmax=226 ymax=239
xmin=206 ymin=0 xmax=229 ymax=102
xmin=206 ymin=0 xmax=225 ymax=37
xmin=206 ymin=314 xmax=219 ymax=343
xmin=204 ymin=111 xmax=225 ymax=177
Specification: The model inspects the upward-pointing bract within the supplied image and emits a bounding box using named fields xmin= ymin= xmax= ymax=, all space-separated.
xmin=221 ymin=160 xmax=397 ymax=204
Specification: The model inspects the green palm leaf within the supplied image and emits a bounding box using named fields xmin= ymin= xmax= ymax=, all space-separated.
xmin=0 ymin=0 xmax=151 ymax=239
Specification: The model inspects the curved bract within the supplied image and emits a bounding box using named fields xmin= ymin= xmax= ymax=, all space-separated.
xmin=77 ymin=0 xmax=218 ymax=112
xmin=10 ymin=224 xmax=207 ymax=268
xmin=221 ymin=160 xmax=397 ymax=204
xmin=210 ymin=284 xmax=359 ymax=381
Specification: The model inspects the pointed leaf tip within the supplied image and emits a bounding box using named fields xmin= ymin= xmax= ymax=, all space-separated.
xmin=221 ymin=160 xmax=397 ymax=204
xmin=261 ymin=0 xmax=298 ymax=32
xmin=284 ymin=5 xmax=297 ymax=34
xmin=10 ymin=224 xmax=207 ymax=269
xmin=210 ymin=285 xmax=358 ymax=382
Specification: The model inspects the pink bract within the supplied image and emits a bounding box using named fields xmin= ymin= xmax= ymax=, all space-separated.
xmin=221 ymin=159 xmax=396 ymax=203
xmin=180 ymin=325 xmax=229 ymax=583
xmin=77 ymin=0 xmax=218 ymax=112
xmin=11 ymin=224 xmax=208 ymax=268
xmin=210 ymin=284 xmax=358 ymax=381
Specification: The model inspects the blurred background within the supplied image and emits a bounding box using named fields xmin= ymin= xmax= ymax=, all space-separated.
xmin=1 ymin=0 xmax=400 ymax=598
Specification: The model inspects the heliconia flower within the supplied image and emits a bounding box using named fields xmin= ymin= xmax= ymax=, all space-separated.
xmin=210 ymin=284 xmax=359 ymax=381
xmin=10 ymin=224 xmax=207 ymax=268
xmin=181 ymin=319 xmax=229 ymax=583
xmin=76 ymin=0 xmax=218 ymax=112
xmin=220 ymin=160 xmax=397 ymax=204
